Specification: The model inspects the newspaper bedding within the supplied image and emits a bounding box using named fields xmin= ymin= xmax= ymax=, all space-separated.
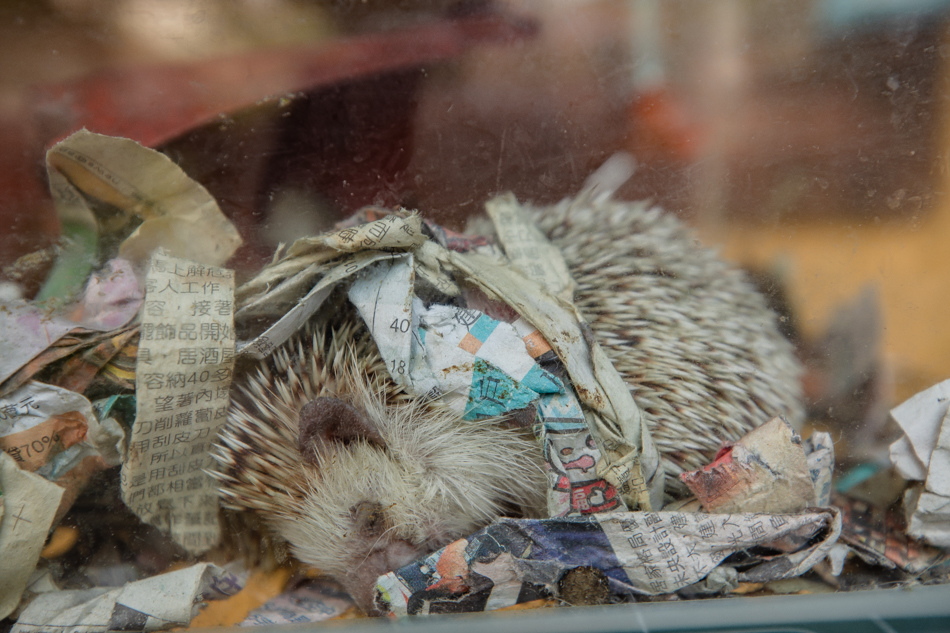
xmin=0 ymin=131 xmax=947 ymax=628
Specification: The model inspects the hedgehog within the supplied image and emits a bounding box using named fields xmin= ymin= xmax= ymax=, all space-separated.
xmin=212 ymin=319 xmax=548 ymax=613
xmin=213 ymin=193 xmax=803 ymax=613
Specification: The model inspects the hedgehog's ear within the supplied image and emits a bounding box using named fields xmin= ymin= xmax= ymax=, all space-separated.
xmin=298 ymin=397 xmax=384 ymax=462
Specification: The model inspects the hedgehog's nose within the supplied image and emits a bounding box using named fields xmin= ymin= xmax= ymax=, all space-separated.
xmin=344 ymin=539 xmax=426 ymax=615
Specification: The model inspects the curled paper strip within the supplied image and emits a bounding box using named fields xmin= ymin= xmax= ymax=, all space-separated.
xmin=236 ymin=213 xmax=424 ymax=305
xmin=41 ymin=130 xmax=241 ymax=303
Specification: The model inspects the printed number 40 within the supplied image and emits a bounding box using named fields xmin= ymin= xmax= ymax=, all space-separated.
xmin=390 ymin=318 xmax=410 ymax=333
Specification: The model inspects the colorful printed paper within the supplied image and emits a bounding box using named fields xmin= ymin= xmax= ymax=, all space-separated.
xmin=376 ymin=508 xmax=841 ymax=616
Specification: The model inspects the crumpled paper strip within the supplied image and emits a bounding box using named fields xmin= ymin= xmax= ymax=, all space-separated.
xmin=0 ymin=452 xmax=65 ymax=620
xmin=12 ymin=563 xmax=243 ymax=633
xmin=888 ymin=379 xmax=950 ymax=546
xmin=376 ymin=508 xmax=840 ymax=616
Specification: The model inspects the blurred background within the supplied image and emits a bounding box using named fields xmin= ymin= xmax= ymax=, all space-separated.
xmin=2 ymin=0 xmax=950 ymax=457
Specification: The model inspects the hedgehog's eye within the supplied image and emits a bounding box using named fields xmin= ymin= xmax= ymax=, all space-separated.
xmin=298 ymin=397 xmax=384 ymax=463
xmin=349 ymin=500 xmax=389 ymax=538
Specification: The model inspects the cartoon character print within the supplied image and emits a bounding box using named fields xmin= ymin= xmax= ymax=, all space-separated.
xmin=546 ymin=428 xmax=620 ymax=514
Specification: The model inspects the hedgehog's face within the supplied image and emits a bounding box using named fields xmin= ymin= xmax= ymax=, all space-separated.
xmin=277 ymin=396 xmax=465 ymax=613
xmin=277 ymin=493 xmax=427 ymax=614
xmin=269 ymin=392 xmax=546 ymax=614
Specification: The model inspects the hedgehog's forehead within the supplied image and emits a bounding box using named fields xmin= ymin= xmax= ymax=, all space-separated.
xmin=306 ymin=375 xmax=391 ymax=427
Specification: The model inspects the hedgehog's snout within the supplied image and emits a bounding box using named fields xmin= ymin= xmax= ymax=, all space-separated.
xmin=341 ymin=501 xmax=430 ymax=615
xmin=346 ymin=537 xmax=427 ymax=615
